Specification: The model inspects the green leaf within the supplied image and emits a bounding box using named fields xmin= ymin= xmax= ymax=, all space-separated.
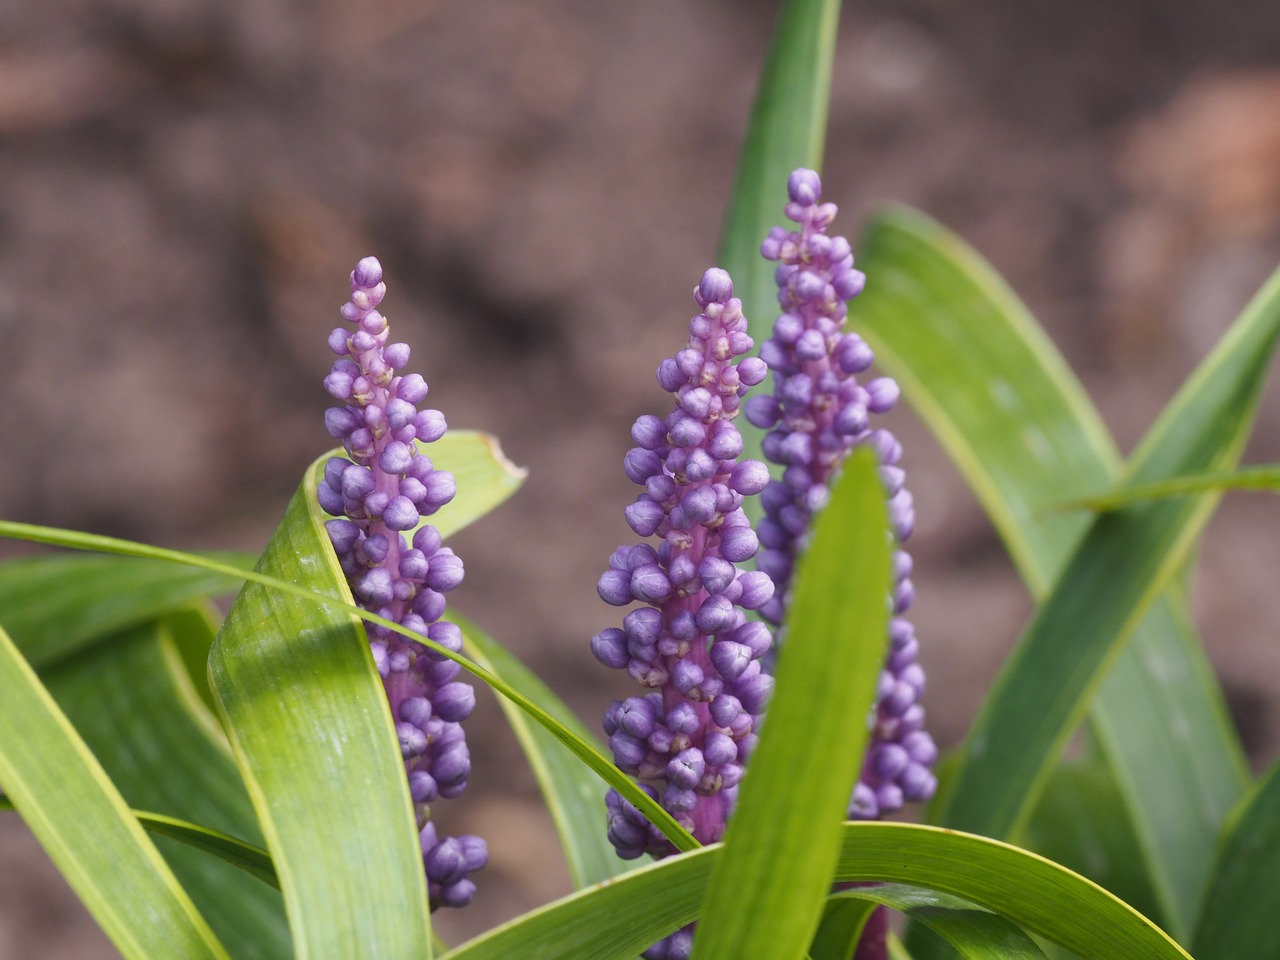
xmin=404 ymin=430 xmax=528 ymax=542
xmin=456 ymin=612 xmax=637 ymax=888
xmin=0 ymin=428 xmax=521 ymax=673
xmin=44 ymin=616 xmax=292 ymax=958
xmin=0 ymin=621 xmax=229 ymax=960
xmin=692 ymin=450 xmax=891 ymax=959
xmin=208 ymin=475 xmax=436 ymax=958
xmin=1192 ymin=758 xmax=1280 ymax=958
xmin=934 ymin=248 xmax=1280 ymax=842
xmin=1020 ymin=747 xmax=1162 ymax=925
xmin=0 ymin=487 xmax=697 ymax=853
xmin=1054 ymin=464 xmax=1280 ymax=512
xmin=130 ymin=812 xmax=279 ymax=889
xmin=850 ymin=206 xmax=1254 ymax=938
xmin=810 ymin=897 xmax=878 ymax=960
xmin=824 ymin=886 xmax=1047 ymax=959
xmin=0 ymin=553 xmax=249 ymax=669
xmin=1 ymin=795 xmax=280 ymax=889
xmin=718 ymin=0 xmax=841 ymax=475
xmin=439 ymin=822 xmax=1190 ymax=960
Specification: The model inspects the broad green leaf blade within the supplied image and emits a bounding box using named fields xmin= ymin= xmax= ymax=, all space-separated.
xmin=692 ymin=450 xmax=891 ymax=960
xmin=457 ymin=612 xmax=636 ymax=888
xmin=0 ymin=622 xmax=229 ymax=960
xmin=45 ymin=617 xmax=292 ymax=958
xmin=0 ymin=553 xmax=248 ymax=669
xmin=1 ymin=795 xmax=279 ymax=889
xmin=1056 ymin=464 xmax=1280 ymax=511
xmin=935 ymin=254 xmax=1280 ymax=846
xmin=208 ymin=476 xmax=435 ymax=958
xmin=851 ymin=206 xmax=1252 ymax=938
xmin=719 ymin=0 xmax=840 ymax=473
xmin=1192 ymin=758 xmax=1280 ymax=958
xmin=440 ymin=822 xmax=1189 ymax=960
xmin=0 ymin=517 xmax=697 ymax=855
xmin=825 ymin=886 xmax=1046 ymax=959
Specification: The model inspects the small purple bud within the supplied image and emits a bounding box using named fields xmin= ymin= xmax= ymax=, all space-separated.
xmin=698 ymin=268 xmax=733 ymax=304
xmin=592 ymin=628 xmax=630 ymax=668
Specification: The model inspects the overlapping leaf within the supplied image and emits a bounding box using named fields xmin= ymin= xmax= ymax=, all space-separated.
xmin=851 ymin=207 xmax=1259 ymax=939
xmin=692 ymin=450 xmax=891 ymax=959
xmin=45 ymin=616 xmax=292 ymax=958
xmin=439 ymin=823 xmax=1190 ymax=960
xmin=0 ymin=622 xmax=229 ymax=960
xmin=718 ymin=0 xmax=841 ymax=476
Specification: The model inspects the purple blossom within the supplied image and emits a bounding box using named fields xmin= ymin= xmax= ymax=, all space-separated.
xmin=317 ymin=256 xmax=485 ymax=910
xmin=591 ymin=267 xmax=775 ymax=960
xmin=752 ymin=170 xmax=937 ymax=819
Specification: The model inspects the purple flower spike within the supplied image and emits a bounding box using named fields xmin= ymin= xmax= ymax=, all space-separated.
xmin=592 ymin=267 xmax=776 ymax=958
xmin=756 ymin=172 xmax=937 ymax=820
xmin=317 ymin=258 xmax=484 ymax=910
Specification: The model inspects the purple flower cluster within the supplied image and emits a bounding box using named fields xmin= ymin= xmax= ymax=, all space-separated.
xmin=591 ymin=267 xmax=777 ymax=877
xmin=317 ymin=256 xmax=486 ymax=910
xmin=747 ymin=170 xmax=937 ymax=819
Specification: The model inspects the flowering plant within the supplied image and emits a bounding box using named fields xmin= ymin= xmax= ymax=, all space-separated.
xmin=1 ymin=2 xmax=1279 ymax=959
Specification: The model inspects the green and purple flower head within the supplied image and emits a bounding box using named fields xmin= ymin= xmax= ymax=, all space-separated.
xmin=317 ymin=257 xmax=486 ymax=910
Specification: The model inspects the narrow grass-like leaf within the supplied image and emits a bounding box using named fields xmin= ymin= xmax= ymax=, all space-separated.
xmin=0 ymin=553 xmax=248 ymax=669
xmin=692 ymin=449 xmax=891 ymax=960
xmin=718 ymin=0 xmax=840 ymax=473
xmin=0 ymin=517 xmax=697 ymax=854
xmin=0 ymin=622 xmax=229 ymax=960
xmin=1055 ymin=464 xmax=1280 ymax=512
xmin=456 ymin=612 xmax=637 ymax=888
xmin=851 ymin=206 xmax=1253 ymax=938
xmin=0 ymin=795 xmax=279 ymax=889
xmin=440 ymin=822 xmax=1189 ymax=960
xmin=824 ymin=886 xmax=1046 ymax=959
xmin=45 ymin=617 xmax=291 ymax=958
xmin=0 ymin=428 xmax=520 ymax=673
xmin=935 ymin=253 xmax=1280 ymax=847
xmin=1192 ymin=759 xmax=1280 ymax=958
xmin=209 ymin=478 xmax=435 ymax=958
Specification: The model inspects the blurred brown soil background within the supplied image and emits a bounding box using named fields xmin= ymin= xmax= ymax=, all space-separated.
xmin=2 ymin=0 xmax=1280 ymax=955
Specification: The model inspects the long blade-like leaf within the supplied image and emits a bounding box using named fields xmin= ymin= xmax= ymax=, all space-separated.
xmin=935 ymin=252 xmax=1280 ymax=841
xmin=0 ymin=429 xmax=522 ymax=672
xmin=851 ymin=206 xmax=1254 ymax=937
xmin=0 ymin=553 xmax=248 ymax=669
xmin=718 ymin=0 xmax=840 ymax=474
xmin=0 ymin=795 xmax=278 ymax=888
xmin=440 ymin=822 xmax=1189 ymax=960
xmin=822 ymin=886 xmax=1046 ymax=960
xmin=692 ymin=450 xmax=890 ymax=959
xmin=44 ymin=616 xmax=292 ymax=958
xmin=1055 ymin=464 xmax=1280 ymax=511
xmin=0 ymin=522 xmax=697 ymax=855
xmin=0 ymin=622 xmax=229 ymax=960
xmin=209 ymin=476 xmax=435 ymax=958
xmin=1192 ymin=758 xmax=1280 ymax=958
xmin=457 ymin=613 xmax=637 ymax=888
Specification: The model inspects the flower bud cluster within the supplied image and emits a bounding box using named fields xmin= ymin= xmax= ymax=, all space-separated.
xmin=592 ymin=268 xmax=777 ymax=872
xmin=747 ymin=171 xmax=937 ymax=818
xmin=317 ymin=257 xmax=485 ymax=909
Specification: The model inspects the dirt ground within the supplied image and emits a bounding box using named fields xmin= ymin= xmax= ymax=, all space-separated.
xmin=2 ymin=0 xmax=1280 ymax=954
